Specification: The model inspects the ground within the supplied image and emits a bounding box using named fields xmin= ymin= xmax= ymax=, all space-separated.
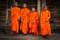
xmin=0 ymin=27 xmax=60 ymax=40
xmin=0 ymin=32 xmax=60 ymax=40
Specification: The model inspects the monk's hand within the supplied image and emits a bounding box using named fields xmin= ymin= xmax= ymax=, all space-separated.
xmin=21 ymin=18 xmax=23 ymax=23
xmin=18 ymin=17 xmax=20 ymax=20
xmin=46 ymin=19 xmax=49 ymax=22
xmin=32 ymin=20 xmax=35 ymax=23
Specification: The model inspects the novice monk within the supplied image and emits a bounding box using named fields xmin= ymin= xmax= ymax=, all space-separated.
xmin=20 ymin=3 xmax=30 ymax=34
xmin=40 ymin=6 xmax=51 ymax=36
xmin=10 ymin=2 xmax=21 ymax=34
xmin=29 ymin=7 xmax=38 ymax=36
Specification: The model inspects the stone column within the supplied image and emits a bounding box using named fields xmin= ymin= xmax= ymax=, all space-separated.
xmin=42 ymin=0 xmax=46 ymax=10
xmin=37 ymin=0 xmax=41 ymax=15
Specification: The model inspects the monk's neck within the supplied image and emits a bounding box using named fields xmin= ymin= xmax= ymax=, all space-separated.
xmin=13 ymin=6 xmax=18 ymax=8
xmin=43 ymin=9 xmax=47 ymax=11
xmin=23 ymin=7 xmax=27 ymax=9
xmin=32 ymin=11 xmax=36 ymax=12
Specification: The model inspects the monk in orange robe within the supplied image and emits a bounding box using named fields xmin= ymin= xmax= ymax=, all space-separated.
xmin=40 ymin=6 xmax=51 ymax=36
xmin=10 ymin=2 xmax=21 ymax=33
xmin=29 ymin=8 xmax=38 ymax=36
xmin=20 ymin=4 xmax=30 ymax=34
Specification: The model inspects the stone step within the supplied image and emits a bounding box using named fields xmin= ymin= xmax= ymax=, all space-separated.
xmin=53 ymin=17 xmax=60 ymax=20
xmin=0 ymin=16 xmax=6 ymax=22
xmin=53 ymin=16 xmax=60 ymax=18
xmin=0 ymin=13 xmax=6 ymax=15
xmin=0 ymin=22 xmax=6 ymax=27
xmin=0 ymin=3 xmax=7 ymax=7
xmin=0 ymin=9 xmax=6 ymax=11
xmin=53 ymin=13 xmax=60 ymax=16
xmin=0 ymin=6 xmax=6 ymax=9
xmin=0 ymin=11 xmax=6 ymax=16
xmin=55 ymin=23 xmax=60 ymax=27
xmin=0 ymin=12 xmax=6 ymax=16
xmin=53 ymin=20 xmax=60 ymax=23
xmin=0 ymin=10 xmax=6 ymax=12
xmin=0 ymin=12 xmax=6 ymax=15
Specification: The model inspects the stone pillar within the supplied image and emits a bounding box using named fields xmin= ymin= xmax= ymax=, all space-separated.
xmin=37 ymin=0 xmax=41 ymax=15
xmin=42 ymin=0 xmax=46 ymax=10
xmin=6 ymin=0 xmax=8 ymax=24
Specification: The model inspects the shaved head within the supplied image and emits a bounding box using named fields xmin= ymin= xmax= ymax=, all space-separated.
xmin=14 ymin=2 xmax=18 ymax=7
xmin=32 ymin=7 xmax=36 ymax=11
xmin=44 ymin=6 xmax=48 ymax=10
xmin=23 ymin=3 xmax=27 ymax=8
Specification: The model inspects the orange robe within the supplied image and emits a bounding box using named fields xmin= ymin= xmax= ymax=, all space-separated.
xmin=11 ymin=7 xmax=20 ymax=33
xmin=20 ymin=8 xmax=30 ymax=34
xmin=40 ymin=10 xmax=51 ymax=36
xmin=29 ymin=11 xmax=38 ymax=36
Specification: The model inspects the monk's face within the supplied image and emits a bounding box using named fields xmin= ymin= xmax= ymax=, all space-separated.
xmin=15 ymin=2 xmax=18 ymax=7
xmin=44 ymin=6 xmax=47 ymax=10
xmin=23 ymin=4 xmax=27 ymax=8
xmin=32 ymin=8 xmax=35 ymax=11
